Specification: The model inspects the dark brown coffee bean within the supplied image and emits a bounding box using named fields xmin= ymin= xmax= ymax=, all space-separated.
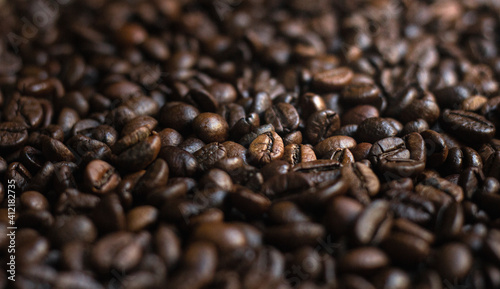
xmin=91 ymin=232 xmax=144 ymax=273
xmin=441 ymin=109 xmax=495 ymax=144
xmin=20 ymin=191 xmax=49 ymax=211
xmin=193 ymin=112 xmax=229 ymax=143
xmin=282 ymin=144 xmax=316 ymax=165
xmin=127 ymin=205 xmax=158 ymax=232
xmin=248 ymin=131 xmax=285 ymax=166
xmin=415 ymin=177 xmax=464 ymax=208
xmin=114 ymin=135 xmax=161 ymax=171
xmin=50 ymin=215 xmax=97 ymax=247
xmin=133 ymin=158 xmax=170 ymax=197
xmin=342 ymin=105 xmax=379 ymax=126
xmin=191 ymin=222 xmax=246 ymax=252
xmin=92 ymin=193 xmax=126 ymax=233
xmin=314 ymin=136 xmax=357 ymax=158
xmin=384 ymin=189 xmax=435 ymax=225
xmin=356 ymin=117 xmax=399 ymax=144
xmin=194 ymin=142 xmax=227 ymax=171
xmin=160 ymin=103 xmax=199 ymax=133
xmin=421 ymin=130 xmax=448 ymax=168
xmin=84 ymin=160 xmax=121 ymax=194
xmin=353 ymin=200 xmax=392 ymax=245
xmin=168 ymin=242 xmax=217 ymax=289
xmin=312 ymin=67 xmax=354 ymax=92
xmin=269 ymin=201 xmax=311 ymax=225
xmin=339 ymin=247 xmax=389 ymax=274
xmin=306 ymin=110 xmax=341 ymax=144
xmin=432 ymin=243 xmax=473 ymax=281
xmin=264 ymin=222 xmax=325 ymax=251
xmin=117 ymin=23 xmax=148 ymax=45
xmin=343 ymin=162 xmax=380 ymax=203
xmin=264 ymin=102 xmax=300 ymax=134
xmin=4 ymin=96 xmax=44 ymax=129
xmin=0 ymin=121 xmax=28 ymax=151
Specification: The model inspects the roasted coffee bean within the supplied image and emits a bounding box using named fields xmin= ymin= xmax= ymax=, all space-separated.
xmin=194 ymin=142 xmax=227 ymax=171
xmin=193 ymin=112 xmax=229 ymax=143
xmin=421 ymin=130 xmax=448 ymax=168
xmin=401 ymin=119 xmax=429 ymax=135
xmin=282 ymin=144 xmax=316 ymax=165
xmin=299 ymin=93 xmax=327 ymax=120
xmin=314 ymin=136 xmax=357 ymax=158
xmin=384 ymin=189 xmax=435 ymax=225
xmin=381 ymin=232 xmax=431 ymax=266
xmin=305 ymin=110 xmax=340 ymax=144
xmin=248 ymin=131 xmax=285 ymax=166
xmin=160 ymin=103 xmax=199 ymax=133
xmin=432 ymin=243 xmax=473 ymax=281
xmin=92 ymin=193 xmax=126 ymax=233
xmin=133 ymin=158 xmax=169 ymax=197
xmin=264 ymin=222 xmax=325 ymax=251
xmin=230 ymin=186 xmax=271 ymax=219
xmin=415 ymin=177 xmax=464 ymax=208
xmin=353 ymin=200 xmax=392 ymax=245
xmin=113 ymin=135 xmax=161 ymax=171
xmin=0 ymin=121 xmax=28 ymax=151
xmin=127 ymin=205 xmax=158 ymax=232
xmin=343 ymin=162 xmax=380 ymax=204
xmin=441 ymin=110 xmax=495 ymax=144
xmin=356 ymin=117 xmax=399 ymax=145
xmin=339 ymin=247 xmax=389 ymax=274
xmin=84 ymin=160 xmax=121 ymax=194
xmin=264 ymin=102 xmax=300 ymax=134
xmin=342 ymin=105 xmax=379 ymax=126
xmin=292 ymin=159 xmax=343 ymax=184
xmin=168 ymin=242 xmax=217 ymax=289
xmin=4 ymin=96 xmax=44 ymax=129
xmin=435 ymin=202 xmax=464 ymax=241
xmin=269 ymin=201 xmax=311 ymax=225
xmin=312 ymin=67 xmax=353 ymax=92
xmin=341 ymin=83 xmax=382 ymax=107
xmin=50 ymin=215 xmax=97 ymax=247
xmin=325 ymin=196 xmax=363 ymax=236
xmin=261 ymin=172 xmax=312 ymax=198
xmin=91 ymin=232 xmax=144 ymax=273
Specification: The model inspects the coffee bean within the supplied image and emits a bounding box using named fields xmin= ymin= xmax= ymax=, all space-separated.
xmin=84 ymin=160 xmax=121 ymax=194
xmin=353 ymin=200 xmax=392 ymax=245
xmin=194 ymin=142 xmax=227 ymax=171
xmin=114 ymin=134 xmax=161 ymax=171
xmin=264 ymin=102 xmax=300 ymax=134
xmin=312 ymin=67 xmax=354 ymax=92
xmin=342 ymin=105 xmax=379 ymax=126
xmin=248 ymin=131 xmax=285 ymax=166
xmin=193 ymin=112 xmax=229 ymax=143
xmin=384 ymin=189 xmax=435 ymax=225
xmin=191 ymin=222 xmax=246 ymax=252
xmin=91 ymin=232 xmax=144 ymax=273
xmin=339 ymin=247 xmax=389 ymax=274
xmin=0 ymin=121 xmax=28 ymax=151
xmin=264 ymin=222 xmax=325 ymax=251
xmin=441 ymin=110 xmax=495 ymax=144
xmin=306 ymin=109 xmax=341 ymax=144
xmin=356 ymin=117 xmax=399 ymax=144
xmin=314 ymin=136 xmax=357 ymax=158
xmin=160 ymin=103 xmax=199 ymax=133
xmin=432 ymin=243 xmax=473 ymax=281
xmin=282 ymin=144 xmax=316 ymax=165
xmin=127 ymin=205 xmax=158 ymax=232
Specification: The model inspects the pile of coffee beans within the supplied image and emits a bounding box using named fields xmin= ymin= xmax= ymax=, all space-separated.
xmin=2 ymin=0 xmax=500 ymax=288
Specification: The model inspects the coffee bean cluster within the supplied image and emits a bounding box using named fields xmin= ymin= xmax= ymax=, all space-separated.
xmin=1 ymin=0 xmax=500 ymax=288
